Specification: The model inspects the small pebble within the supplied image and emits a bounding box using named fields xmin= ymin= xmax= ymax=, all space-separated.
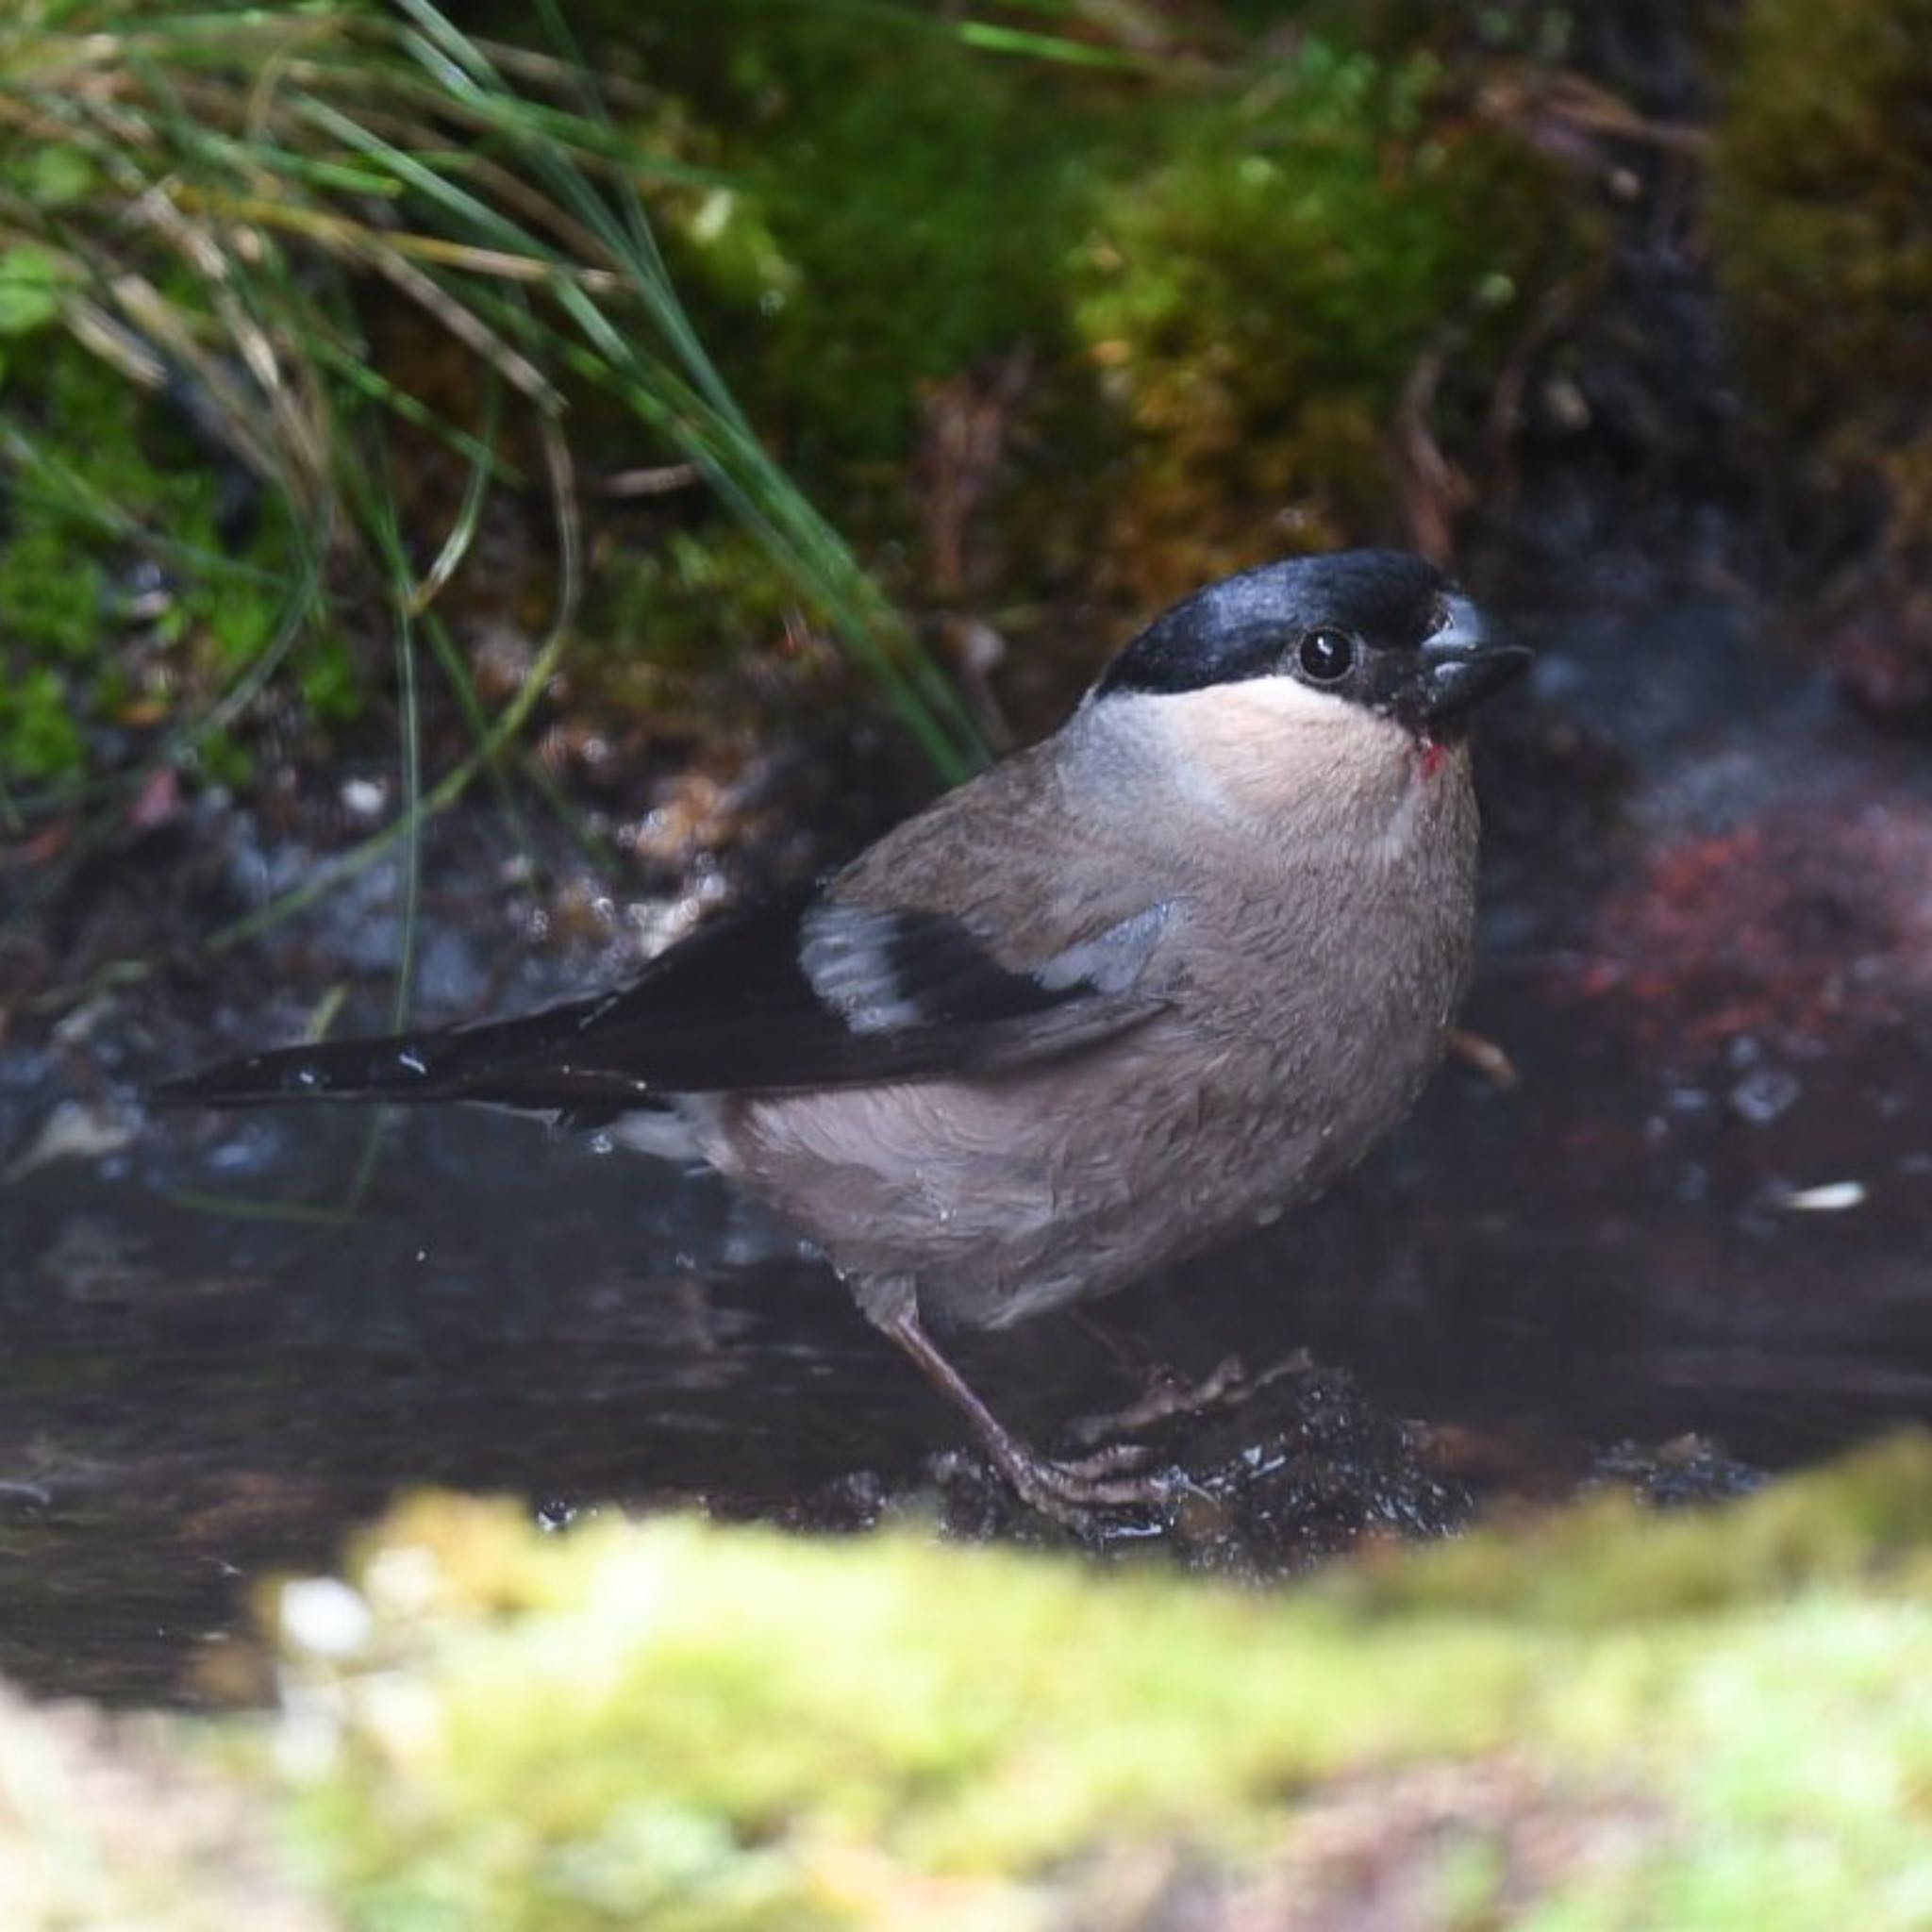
xmin=341 ymin=777 xmax=388 ymax=822
xmin=1730 ymin=1066 xmax=1801 ymax=1124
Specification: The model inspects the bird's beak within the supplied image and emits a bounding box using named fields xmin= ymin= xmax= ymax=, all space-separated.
xmin=1416 ymin=595 xmax=1533 ymax=728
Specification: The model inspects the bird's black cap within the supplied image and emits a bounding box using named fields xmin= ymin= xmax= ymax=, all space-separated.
xmin=1094 ymin=549 xmax=1530 ymax=732
xmin=1097 ymin=551 xmax=1449 ymax=697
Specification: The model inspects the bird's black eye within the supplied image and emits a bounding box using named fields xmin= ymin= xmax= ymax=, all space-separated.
xmin=1296 ymin=628 xmax=1356 ymax=683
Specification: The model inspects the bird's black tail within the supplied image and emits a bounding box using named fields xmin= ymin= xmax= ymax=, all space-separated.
xmin=151 ymin=994 xmax=625 ymax=1114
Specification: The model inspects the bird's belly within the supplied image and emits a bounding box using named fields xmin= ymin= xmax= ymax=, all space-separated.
xmin=697 ymin=983 xmax=1456 ymax=1331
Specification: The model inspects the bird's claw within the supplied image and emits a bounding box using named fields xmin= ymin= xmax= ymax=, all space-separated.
xmin=1044 ymin=1437 xmax=1159 ymax=1481
xmin=934 ymin=1430 xmax=1185 ymax=1527
xmin=1000 ymin=1449 xmax=1184 ymax=1524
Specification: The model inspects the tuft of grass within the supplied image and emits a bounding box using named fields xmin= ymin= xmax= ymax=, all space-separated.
xmin=0 ymin=0 xmax=983 ymax=871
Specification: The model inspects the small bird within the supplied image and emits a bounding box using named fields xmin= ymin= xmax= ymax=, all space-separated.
xmin=159 ymin=551 xmax=1529 ymax=1518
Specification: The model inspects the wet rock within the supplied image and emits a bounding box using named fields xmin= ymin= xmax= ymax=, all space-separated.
xmin=1728 ymin=1063 xmax=1800 ymax=1125
xmin=1590 ymin=1433 xmax=1763 ymax=1508
xmin=926 ymin=1357 xmax=1473 ymax=1574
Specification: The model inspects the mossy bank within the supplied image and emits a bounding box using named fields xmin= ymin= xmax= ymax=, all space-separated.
xmin=8 ymin=1435 xmax=1932 ymax=1928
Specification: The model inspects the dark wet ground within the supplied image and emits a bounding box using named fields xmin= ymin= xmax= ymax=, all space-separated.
xmin=6 ymin=575 xmax=1932 ymax=1706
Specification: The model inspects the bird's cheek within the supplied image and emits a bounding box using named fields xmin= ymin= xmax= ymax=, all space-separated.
xmin=1418 ymin=739 xmax=1451 ymax=782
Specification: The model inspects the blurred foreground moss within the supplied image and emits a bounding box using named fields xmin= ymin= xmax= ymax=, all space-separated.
xmin=13 ymin=1435 xmax=1932 ymax=1928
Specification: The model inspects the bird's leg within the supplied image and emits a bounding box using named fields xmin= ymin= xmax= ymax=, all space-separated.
xmin=877 ymin=1307 xmax=1179 ymax=1524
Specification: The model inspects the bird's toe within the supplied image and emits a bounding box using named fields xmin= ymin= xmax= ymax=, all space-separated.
xmin=1064 ymin=1349 xmax=1311 ymax=1448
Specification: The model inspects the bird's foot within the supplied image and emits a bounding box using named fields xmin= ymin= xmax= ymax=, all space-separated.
xmin=974 ymin=1434 xmax=1182 ymax=1527
xmin=1064 ymin=1348 xmax=1311 ymax=1450
xmin=880 ymin=1306 xmax=1185 ymax=1528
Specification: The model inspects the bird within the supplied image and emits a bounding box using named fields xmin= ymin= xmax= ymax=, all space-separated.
xmin=158 ymin=549 xmax=1531 ymax=1521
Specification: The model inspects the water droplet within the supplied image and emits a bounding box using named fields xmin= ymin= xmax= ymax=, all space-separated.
xmin=1778 ymin=1180 xmax=1866 ymax=1213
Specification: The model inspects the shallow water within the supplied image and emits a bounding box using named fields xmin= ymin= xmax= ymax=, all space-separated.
xmin=6 ymin=584 xmax=1932 ymax=1705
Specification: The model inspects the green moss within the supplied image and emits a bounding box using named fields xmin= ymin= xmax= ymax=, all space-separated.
xmin=1074 ymin=41 xmax=1597 ymax=607
xmin=1712 ymin=0 xmax=1932 ymax=436
xmin=570 ymin=5 xmax=1600 ymax=691
xmin=3 ymin=2 xmax=1607 ymax=802
xmin=0 ymin=334 xmax=311 ymax=788
xmin=231 ymin=1434 xmax=1932 ymax=1930
xmin=625 ymin=0 xmax=1115 ymax=473
xmin=1326 ymin=1432 xmax=1932 ymax=1625
xmin=592 ymin=525 xmax=816 ymax=676
xmin=0 ymin=514 xmax=105 ymax=662
xmin=295 ymin=630 xmax=363 ymax=726
xmin=0 ymin=242 xmax=70 ymax=336
xmin=556 ymin=5 xmax=1602 ymax=638
xmin=1711 ymin=0 xmax=1932 ymax=697
xmin=0 ymin=664 xmax=85 ymax=781
xmin=10 ymin=1438 xmax=1932 ymax=1926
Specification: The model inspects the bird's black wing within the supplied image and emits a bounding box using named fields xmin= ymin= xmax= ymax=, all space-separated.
xmin=156 ymin=891 xmax=1171 ymax=1115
